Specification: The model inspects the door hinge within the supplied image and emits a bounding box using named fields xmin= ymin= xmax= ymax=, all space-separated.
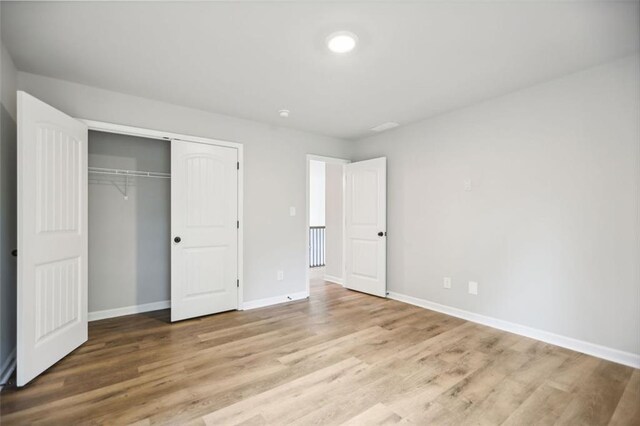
xmin=237 ymin=162 xmax=239 ymax=170
xmin=237 ymin=220 xmax=239 ymax=229
xmin=237 ymin=279 xmax=240 ymax=288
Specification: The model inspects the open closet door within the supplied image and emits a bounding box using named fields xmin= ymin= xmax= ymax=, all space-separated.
xmin=171 ymin=140 xmax=238 ymax=322
xmin=344 ymin=157 xmax=387 ymax=298
xmin=17 ymin=92 xmax=88 ymax=386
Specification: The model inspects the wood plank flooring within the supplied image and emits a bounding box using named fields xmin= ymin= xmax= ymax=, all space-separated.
xmin=1 ymin=279 xmax=638 ymax=425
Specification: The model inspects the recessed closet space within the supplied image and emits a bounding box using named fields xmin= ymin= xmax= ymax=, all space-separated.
xmin=14 ymin=92 xmax=243 ymax=386
xmin=87 ymin=131 xmax=170 ymax=319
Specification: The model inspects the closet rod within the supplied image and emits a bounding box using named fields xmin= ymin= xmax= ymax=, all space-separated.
xmin=88 ymin=166 xmax=171 ymax=179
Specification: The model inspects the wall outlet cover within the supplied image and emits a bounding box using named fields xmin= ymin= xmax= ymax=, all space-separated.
xmin=277 ymin=270 xmax=284 ymax=281
xmin=443 ymin=277 xmax=452 ymax=289
xmin=468 ymin=281 xmax=478 ymax=295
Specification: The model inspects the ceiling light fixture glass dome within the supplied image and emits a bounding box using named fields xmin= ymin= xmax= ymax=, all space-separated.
xmin=327 ymin=31 xmax=358 ymax=54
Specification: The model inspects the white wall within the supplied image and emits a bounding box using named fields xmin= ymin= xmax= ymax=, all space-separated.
xmin=17 ymin=72 xmax=353 ymax=304
xmin=309 ymin=160 xmax=325 ymax=227
xmin=324 ymin=162 xmax=344 ymax=282
xmin=0 ymin=42 xmax=18 ymax=379
xmin=9 ymin=49 xmax=639 ymax=366
xmin=353 ymin=55 xmax=640 ymax=357
xmin=88 ymin=131 xmax=170 ymax=313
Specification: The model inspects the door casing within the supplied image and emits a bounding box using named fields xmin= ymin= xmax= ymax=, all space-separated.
xmin=305 ymin=154 xmax=350 ymax=296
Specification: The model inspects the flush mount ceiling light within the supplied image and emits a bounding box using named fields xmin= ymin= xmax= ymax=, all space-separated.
xmin=279 ymin=109 xmax=290 ymax=118
xmin=327 ymin=31 xmax=358 ymax=54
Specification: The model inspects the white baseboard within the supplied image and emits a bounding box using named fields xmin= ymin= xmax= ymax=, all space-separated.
xmin=388 ymin=291 xmax=640 ymax=369
xmin=324 ymin=275 xmax=344 ymax=286
xmin=0 ymin=348 xmax=16 ymax=389
xmin=242 ymin=291 xmax=309 ymax=310
xmin=88 ymin=300 xmax=171 ymax=322
xmin=89 ymin=291 xmax=310 ymax=319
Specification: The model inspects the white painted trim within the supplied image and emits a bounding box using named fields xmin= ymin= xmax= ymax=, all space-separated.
xmin=388 ymin=292 xmax=640 ymax=369
xmin=307 ymin=154 xmax=351 ymax=164
xmin=80 ymin=119 xmax=245 ymax=311
xmin=237 ymin=144 xmax=244 ymax=310
xmin=305 ymin=154 xmax=350 ymax=297
xmin=324 ymin=275 xmax=344 ymax=286
xmin=80 ymin=119 xmax=243 ymax=150
xmin=88 ymin=300 xmax=170 ymax=322
xmin=1 ymin=348 xmax=16 ymax=388
xmin=242 ymin=291 xmax=308 ymax=311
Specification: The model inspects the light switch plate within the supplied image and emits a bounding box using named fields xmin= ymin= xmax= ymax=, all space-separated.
xmin=289 ymin=206 xmax=296 ymax=216
xmin=443 ymin=277 xmax=452 ymax=289
xmin=468 ymin=281 xmax=478 ymax=295
xmin=277 ymin=270 xmax=284 ymax=281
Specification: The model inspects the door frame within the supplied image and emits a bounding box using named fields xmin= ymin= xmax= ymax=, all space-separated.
xmin=79 ymin=119 xmax=245 ymax=309
xmin=305 ymin=154 xmax=350 ymax=296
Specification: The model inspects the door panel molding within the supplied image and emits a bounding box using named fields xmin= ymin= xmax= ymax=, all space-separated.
xmin=171 ymin=139 xmax=239 ymax=322
xmin=344 ymin=157 xmax=387 ymax=298
xmin=17 ymin=91 xmax=88 ymax=386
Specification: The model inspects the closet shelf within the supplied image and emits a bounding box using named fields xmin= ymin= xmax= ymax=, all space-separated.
xmin=88 ymin=167 xmax=171 ymax=179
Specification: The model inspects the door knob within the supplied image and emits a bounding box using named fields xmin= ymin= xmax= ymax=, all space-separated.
xmin=174 ymin=236 xmax=182 ymax=243
xmin=378 ymin=232 xmax=385 ymax=237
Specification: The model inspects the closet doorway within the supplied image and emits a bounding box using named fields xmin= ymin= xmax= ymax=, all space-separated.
xmin=16 ymin=91 xmax=244 ymax=386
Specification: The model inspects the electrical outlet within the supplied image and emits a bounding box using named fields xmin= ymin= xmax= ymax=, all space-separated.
xmin=277 ymin=270 xmax=284 ymax=281
xmin=468 ymin=281 xmax=478 ymax=295
xmin=464 ymin=179 xmax=472 ymax=192
xmin=443 ymin=277 xmax=452 ymax=289
xmin=289 ymin=206 xmax=296 ymax=216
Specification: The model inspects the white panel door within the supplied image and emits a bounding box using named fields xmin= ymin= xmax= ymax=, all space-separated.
xmin=17 ymin=91 xmax=88 ymax=386
xmin=171 ymin=140 xmax=238 ymax=321
xmin=345 ymin=157 xmax=387 ymax=297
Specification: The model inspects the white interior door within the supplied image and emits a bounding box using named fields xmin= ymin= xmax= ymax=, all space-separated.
xmin=17 ymin=91 xmax=88 ymax=386
xmin=344 ymin=157 xmax=387 ymax=297
xmin=171 ymin=140 xmax=238 ymax=321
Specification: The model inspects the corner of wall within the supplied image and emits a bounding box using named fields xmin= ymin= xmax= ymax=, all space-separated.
xmin=1 ymin=42 xmax=18 ymax=120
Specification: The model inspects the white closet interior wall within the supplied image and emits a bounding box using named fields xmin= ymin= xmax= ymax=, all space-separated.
xmin=88 ymin=131 xmax=170 ymax=315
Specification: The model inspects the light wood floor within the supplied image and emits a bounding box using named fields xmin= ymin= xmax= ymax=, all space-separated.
xmin=1 ymin=279 xmax=638 ymax=425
